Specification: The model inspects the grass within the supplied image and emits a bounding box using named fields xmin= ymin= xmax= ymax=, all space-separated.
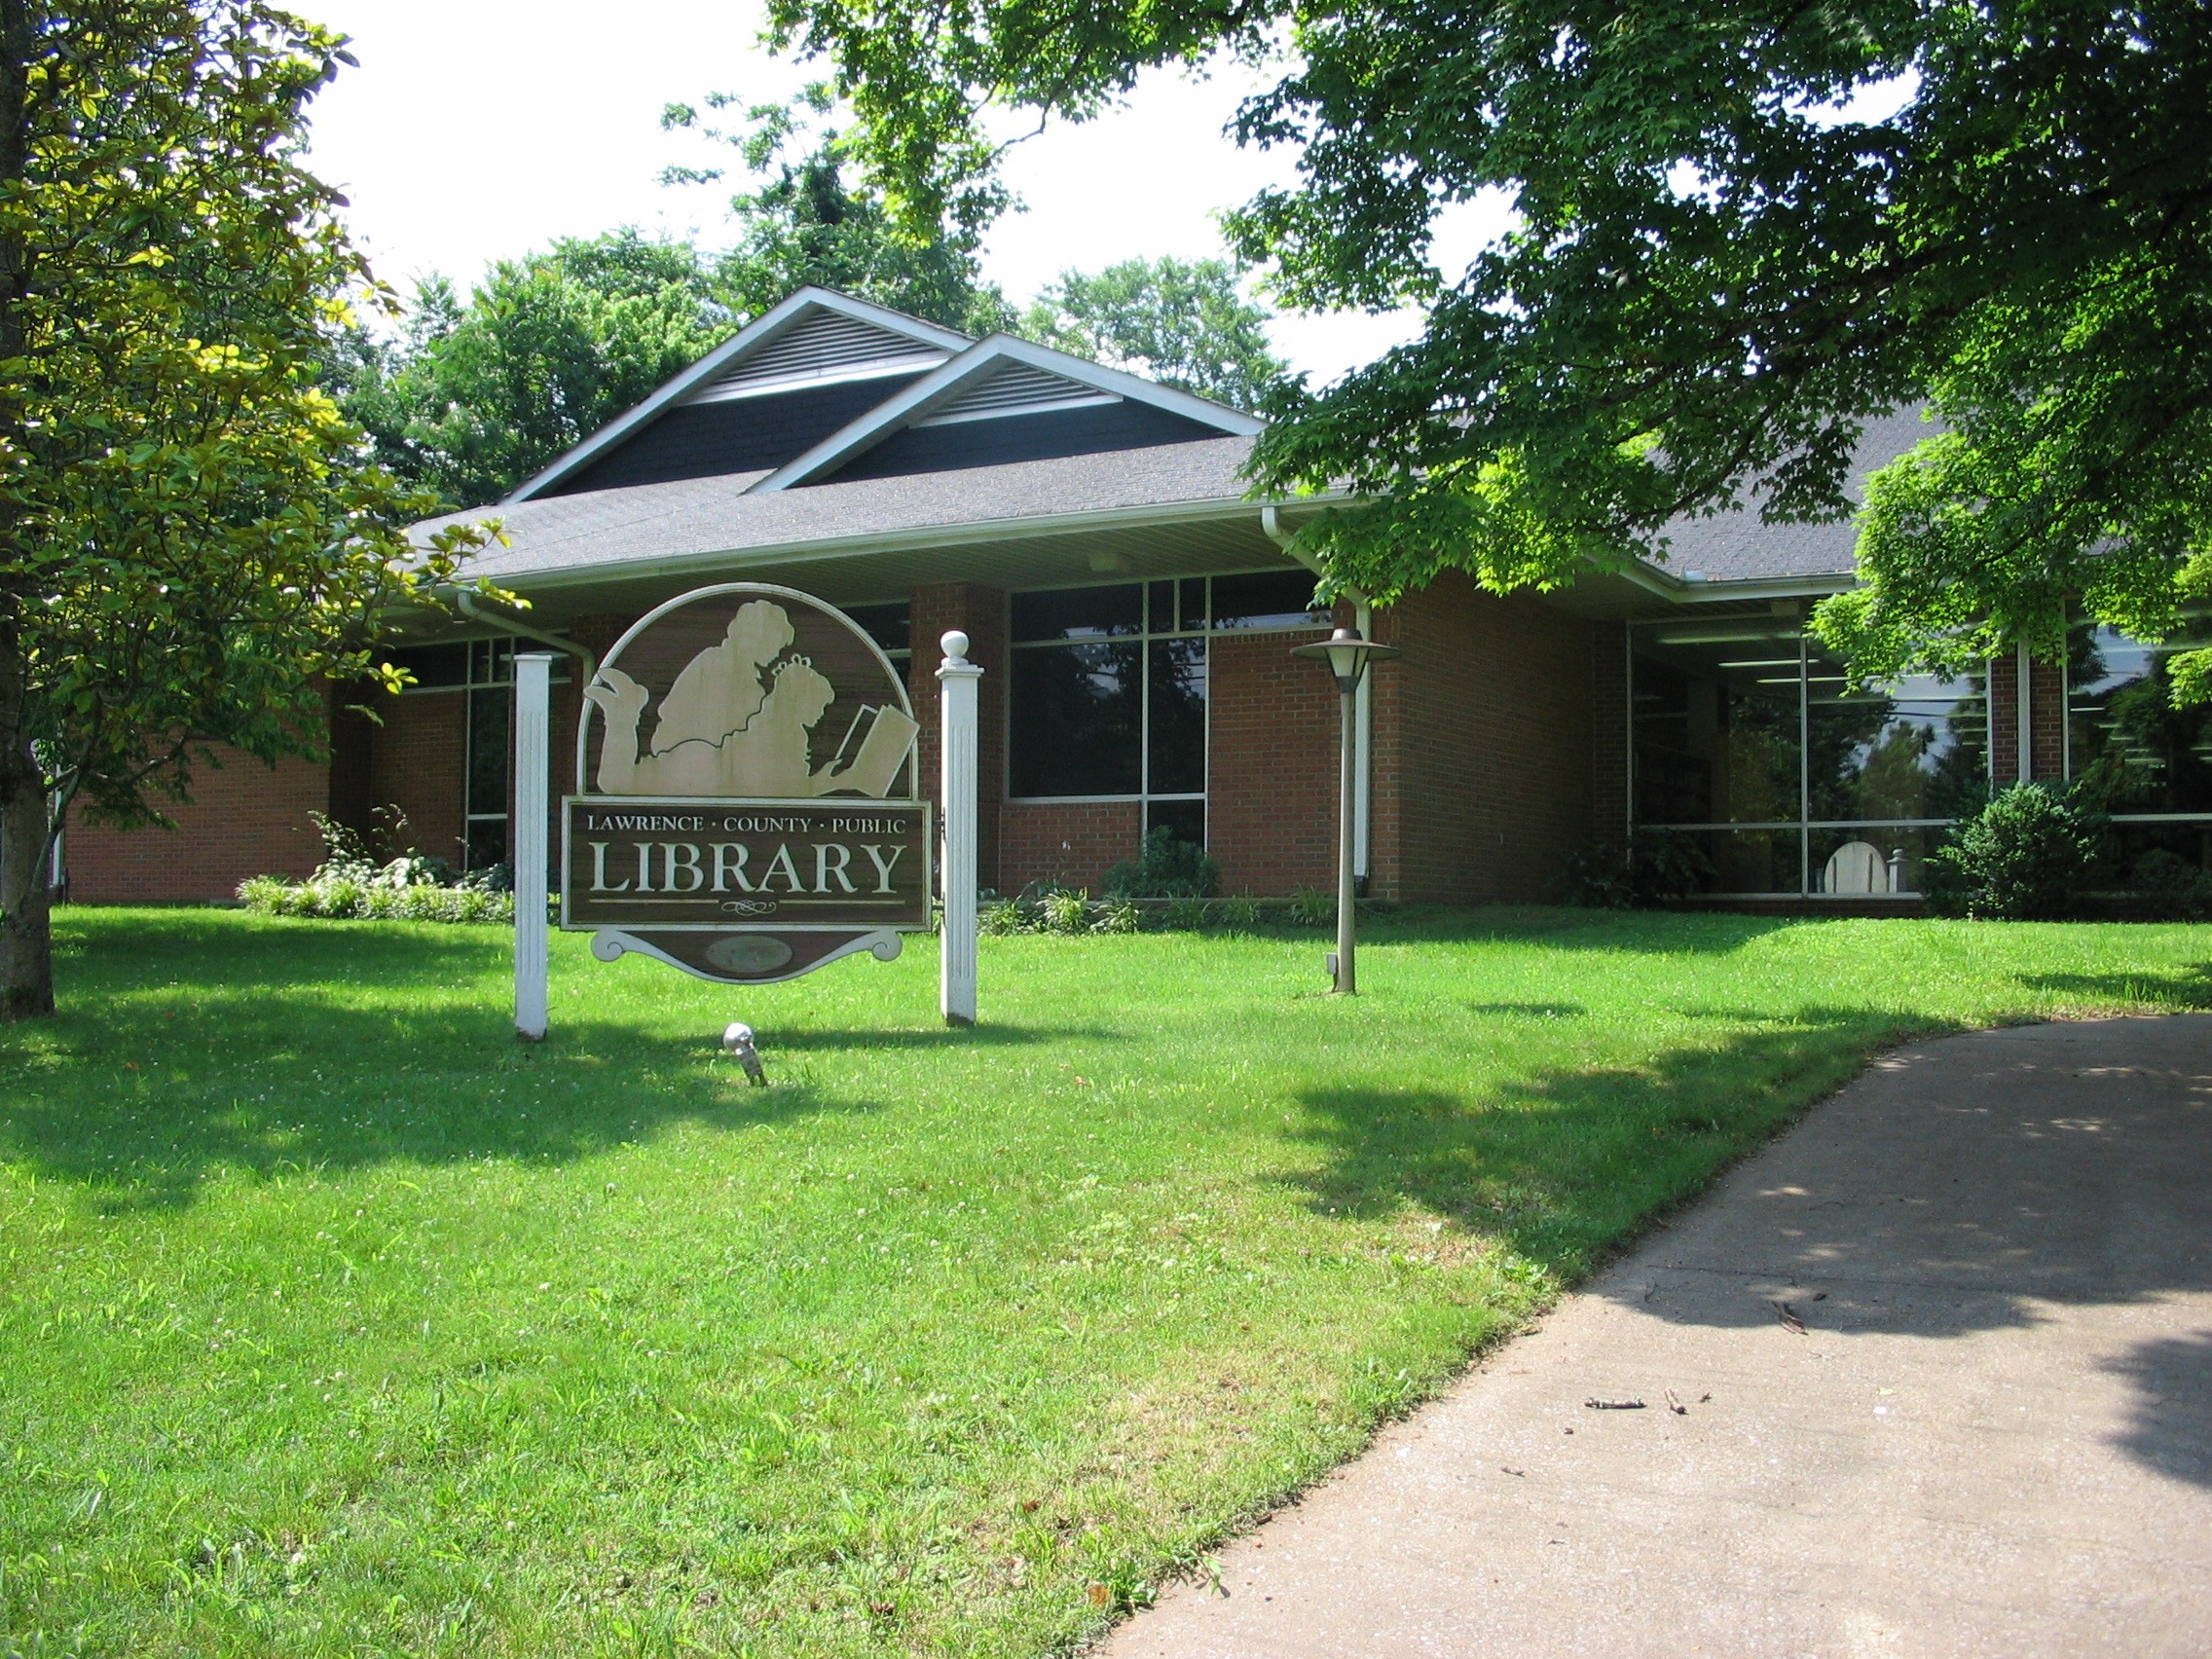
xmin=3 ymin=905 xmax=2208 ymax=1657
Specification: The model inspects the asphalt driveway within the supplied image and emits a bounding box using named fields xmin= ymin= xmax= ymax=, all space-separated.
xmin=1102 ymin=1015 xmax=2212 ymax=1658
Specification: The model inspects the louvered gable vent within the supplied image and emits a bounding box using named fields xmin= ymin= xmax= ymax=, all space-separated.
xmin=683 ymin=309 xmax=950 ymax=404
xmin=913 ymin=361 xmax=1120 ymax=426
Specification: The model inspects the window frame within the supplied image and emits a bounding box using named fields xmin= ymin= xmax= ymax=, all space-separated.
xmin=1003 ymin=570 xmax=1332 ymax=833
xmin=1626 ymin=616 xmax=2000 ymax=899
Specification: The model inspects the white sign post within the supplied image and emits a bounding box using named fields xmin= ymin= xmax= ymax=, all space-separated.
xmin=513 ymin=650 xmax=554 ymax=1041
xmin=936 ymin=630 xmax=982 ymax=1026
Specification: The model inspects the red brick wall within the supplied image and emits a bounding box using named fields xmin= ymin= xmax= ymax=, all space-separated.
xmin=1988 ymin=651 xmax=2066 ymax=783
xmin=998 ymin=799 xmax=1144 ymax=895
xmin=1207 ymin=624 xmax=1341 ymax=895
xmin=910 ymin=584 xmax=1006 ymax=891
xmin=365 ymin=687 xmax=468 ymax=865
xmin=64 ymin=747 xmax=331 ymax=903
xmin=1386 ymin=576 xmax=1598 ymax=904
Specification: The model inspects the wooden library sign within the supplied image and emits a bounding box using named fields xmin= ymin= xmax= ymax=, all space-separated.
xmin=562 ymin=582 xmax=929 ymax=985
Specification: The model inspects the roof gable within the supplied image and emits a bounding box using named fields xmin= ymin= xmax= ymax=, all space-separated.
xmin=751 ymin=335 xmax=1265 ymax=493
xmin=504 ymin=288 xmax=971 ymax=503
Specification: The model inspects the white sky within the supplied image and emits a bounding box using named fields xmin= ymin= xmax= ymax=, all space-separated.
xmin=299 ymin=0 xmax=1504 ymax=386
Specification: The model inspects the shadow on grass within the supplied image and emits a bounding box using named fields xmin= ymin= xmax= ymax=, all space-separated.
xmin=1282 ymin=1009 xmax=2212 ymax=1494
xmin=2015 ymin=965 xmax=2212 ymax=1008
xmin=5 ymin=914 xmax=1115 ymax=1210
xmin=1362 ymin=905 xmax=1809 ymax=954
xmin=1283 ymin=1004 xmax=1929 ymax=1273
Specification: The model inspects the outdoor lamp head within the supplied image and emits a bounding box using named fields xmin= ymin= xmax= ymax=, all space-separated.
xmin=1293 ymin=627 xmax=1399 ymax=692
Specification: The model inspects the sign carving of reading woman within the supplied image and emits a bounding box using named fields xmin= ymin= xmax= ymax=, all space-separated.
xmin=583 ymin=597 xmax=918 ymax=799
xmin=562 ymin=584 xmax=929 ymax=985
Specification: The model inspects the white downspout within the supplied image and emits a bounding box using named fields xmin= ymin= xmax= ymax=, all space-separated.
xmin=456 ymin=590 xmax=598 ymax=682
xmin=1263 ymin=504 xmax=1371 ymax=881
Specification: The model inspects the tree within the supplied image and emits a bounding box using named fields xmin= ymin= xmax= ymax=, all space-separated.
xmin=1023 ymin=256 xmax=1285 ymax=411
xmin=663 ymin=88 xmax=1015 ymax=336
xmin=764 ymin=0 xmax=2212 ymax=696
xmin=340 ymin=96 xmax=1019 ymax=511
xmin=333 ymin=232 xmax=735 ymax=509
xmin=0 ymin=2 xmax=489 ymax=1019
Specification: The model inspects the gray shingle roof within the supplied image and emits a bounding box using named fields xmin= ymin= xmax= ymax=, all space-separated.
xmin=417 ymin=435 xmax=1261 ymax=585
xmin=1646 ymin=407 xmax=1937 ymax=584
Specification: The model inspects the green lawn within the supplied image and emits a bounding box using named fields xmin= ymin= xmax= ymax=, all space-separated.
xmin=3 ymin=907 xmax=2207 ymax=1657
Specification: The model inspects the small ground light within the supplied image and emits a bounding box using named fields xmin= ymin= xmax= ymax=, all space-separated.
xmin=722 ymin=1022 xmax=767 ymax=1086
xmin=1291 ymin=626 xmax=1400 ymax=995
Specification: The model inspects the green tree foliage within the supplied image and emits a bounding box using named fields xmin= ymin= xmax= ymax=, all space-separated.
xmin=664 ymin=90 xmax=1014 ymax=338
xmin=1023 ymin=256 xmax=1285 ymax=411
xmin=0 ymin=2 xmax=490 ymax=1019
xmin=342 ymin=95 xmax=1018 ymax=511
xmin=331 ymin=232 xmax=734 ymax=509
xmin=766 ymin=0 xmax=2212 ymax=693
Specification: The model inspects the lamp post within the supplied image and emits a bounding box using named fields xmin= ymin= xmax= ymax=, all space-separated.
xmin=1292 ymin=626 xmax=1398 ymax=994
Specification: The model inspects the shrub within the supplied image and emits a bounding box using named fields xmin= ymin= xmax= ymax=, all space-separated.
xmin=1038 ymin=888 xmax=1091 ymax=936
xmin=1559 ymin=828 xmax=1716 ymax=908
xmin=2128 ymin=848 xmax=2212 ymax=920
xmin=1210 ymin=895 xmax=1259 ymax=933
xmin=1287 ymin=885 xmax=1335 ymax=927
xmin=1929 ymin=783 xmax=2104 ymax=920
xmin=978 ymin=900 xmax=1027 ymax=936
xmin=1161 ymin=896 xmax=1210 ymax=931
xmin=236 ymin=810 xmax=518 ymax=924
xmin=1101 ymin=826 xmax=1221 ymax=900
xmin=1091 ymin=898 xmax=1141 ymax=935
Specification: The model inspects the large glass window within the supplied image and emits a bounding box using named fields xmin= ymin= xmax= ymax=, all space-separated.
xmin=1632 ymin=620 xmax=1987 ymax=897
xmin=2068 ymin=620 xmax=2212 ymax=816
xmin=1007 ymin=571 xmax=1329 ymax=852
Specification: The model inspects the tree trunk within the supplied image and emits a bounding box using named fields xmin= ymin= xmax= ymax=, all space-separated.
xmin=0 ymin=1 xmax=43 ymax=1018
xmin=0 ymin=706 xmax=54 ymax=1020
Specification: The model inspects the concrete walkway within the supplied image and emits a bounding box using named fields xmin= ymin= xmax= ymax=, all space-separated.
xmin=1103 ymin=1016 xmax=2212 ymax=1658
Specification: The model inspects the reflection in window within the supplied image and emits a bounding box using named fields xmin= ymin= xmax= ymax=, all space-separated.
xmin=1632 ymin=623 xmax=1992 ymax=898
xmin=1806 ymin=652 xmax=1988 ymax=824
xmin=842 ymin=602 xmax=912 ymax=662
xmin=1631 ymin=628 xmax=1801 ymax=826
xmin=1010 ymin=642 xmax=1143 ymax=797
xmin=2068 ymin=621 xmax=2212 ymax=816
xmin=1147 ymin=637 xmax=1206 ymax=794
xmin=1210 ymin=570 xmax=1329 ymax=631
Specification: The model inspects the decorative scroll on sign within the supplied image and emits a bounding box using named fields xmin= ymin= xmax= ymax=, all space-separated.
xmin=561 ymin=583 xmax=930 ymax=984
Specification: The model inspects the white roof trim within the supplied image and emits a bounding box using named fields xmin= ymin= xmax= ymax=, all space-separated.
xmin=502 ymin=288 xmax=974 ymax=503
xmin=686 ymin=355 xmax=951 ymax=405
xmin=915 ymin=391 xmax=1121 ymax=426
xmin=750 ymin=334 xmax=1267 ymax=493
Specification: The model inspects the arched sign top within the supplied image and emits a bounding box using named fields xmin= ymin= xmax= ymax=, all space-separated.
xmin=577 ymin=582 xmax=917 ymax=802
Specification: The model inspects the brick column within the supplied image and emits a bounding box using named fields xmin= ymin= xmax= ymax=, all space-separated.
xmin=1988 ymin=650 xmax=2067 ymax=784
xmin=1592 ymin=621 xmax=1629 ymax=843
xmin=909 ymin=585 xmax=1006 ymax=891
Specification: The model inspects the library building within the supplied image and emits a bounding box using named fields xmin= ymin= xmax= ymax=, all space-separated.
xmin=61 ymin=288 xmax=2212 ymax=907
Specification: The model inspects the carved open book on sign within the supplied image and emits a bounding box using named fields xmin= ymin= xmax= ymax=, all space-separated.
xmin=828 ymin=704 xmax=924 ymax=801
xmin=562 ymin=583 xmax=930 ymax=986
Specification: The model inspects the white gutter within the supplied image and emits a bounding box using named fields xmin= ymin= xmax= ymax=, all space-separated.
xmin=455 ymin=591 xmax=598 ymax=682
xmin=1262 ymin=503 xmax=1371 ymax=881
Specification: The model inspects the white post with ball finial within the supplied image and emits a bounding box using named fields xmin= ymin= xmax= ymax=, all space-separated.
xmin=513 ymin=651 xmax=554 ymax=1041
xmin=937 ymin=630 xmax=981 ymax=1026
